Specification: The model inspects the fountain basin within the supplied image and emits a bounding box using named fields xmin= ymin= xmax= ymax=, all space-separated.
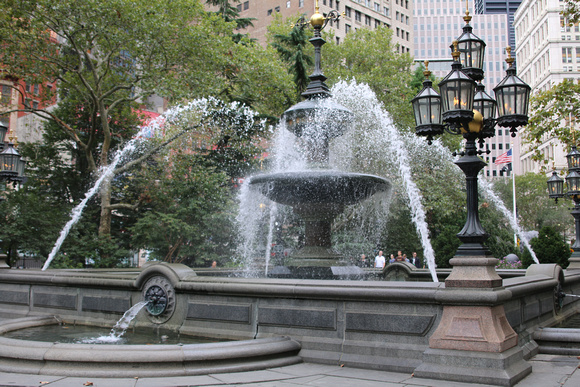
xmin=0 ymin=316 xmax=301 ymax=377
xmin=249 ymin=170 xmax=390 ymax=206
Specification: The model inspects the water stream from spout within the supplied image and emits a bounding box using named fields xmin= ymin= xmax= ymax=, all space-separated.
xmin=82 ymin=301 xmax=149 ymax=344
xmin=479 ymin=178 xmax=539 ymax=264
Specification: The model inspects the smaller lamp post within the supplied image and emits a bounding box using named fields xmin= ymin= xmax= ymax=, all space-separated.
xmin=0 ymin=126 xmax=26 ymax=185
xmin=547 ymin=146 xmax=580 ymax=269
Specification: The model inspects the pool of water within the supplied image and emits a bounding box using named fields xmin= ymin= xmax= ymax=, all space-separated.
xmin=3 ymin=324 xmax=227 ymax=345
xmin=556 ymin=314 xmax=580 ymax=329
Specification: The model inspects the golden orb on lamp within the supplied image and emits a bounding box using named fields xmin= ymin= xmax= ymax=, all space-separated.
xmin=310 ymin=11 xmax=325 ymax=27
xmin=461 ymin=110 xmax=483 ymax=134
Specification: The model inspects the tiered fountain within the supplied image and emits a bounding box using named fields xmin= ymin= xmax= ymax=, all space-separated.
xmin=248 ymin=8 xmax=390 ymax=278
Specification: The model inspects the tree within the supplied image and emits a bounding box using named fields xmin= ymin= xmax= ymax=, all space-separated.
xmin=524 ymin=79 xmax=580 ymax=168
xmin=491 ymin=172 xmax=570 ymax=235
xmin=271 ymin=24 xmax=314 ymax=99
xmin=523 ymin=226 xmax=571 ymax=268
xmin=0 ymin=0 xmax=292 ymax=241
xmin=563 ymin=0 xmax=580 ymax=24
xmin=322 ymin=27 xmax=416 ymax=130
xmin=205 ymin=0 xmax=255 ymax=43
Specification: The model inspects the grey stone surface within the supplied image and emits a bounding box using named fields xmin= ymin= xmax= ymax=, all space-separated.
xmin=258 ymin=307 xmax=336 ymax=329
xmin=345 ymin=312 xmax=435 ymax=335
xmin=82 ymin=295 xmax=131 ymax=313
xmin=0 ymin=354 xmax=576 ymax=386
xmin=2 ymin=290 xmax=29 ymax=305
xmin=187 ymin=302 xmax=251 ymax=323
xmin=32 ymin=292 xmax=77 ymax=310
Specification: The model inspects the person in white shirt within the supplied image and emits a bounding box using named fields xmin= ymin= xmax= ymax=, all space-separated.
xmin=375 ymin=251 xmax=386 ymax=268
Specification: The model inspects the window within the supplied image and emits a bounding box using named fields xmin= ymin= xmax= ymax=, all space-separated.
xmin=32 ymin=101 xmax=39 ymax=109
xmin=384 ymin=7 xmax=389 ymax=16
xmin=237 ymin=4 xmax=242 ymax=11
xmin=576 ymin=47 xmax=580 ymax=62
xmin=499 ymin=143 xmax=503 ymax=150
xmin=345 ymin=24 xmax=351 ymax=33
xmin=355 ymin=10 xmax=361 ymax=22
xmin=365 ymin=15 xmax=371 ymax=26
xmin=1 ymin=85 xmax=11 ymax=105
xmin=563 ymin=47 xmax=573 ymax=63
xmin=375 ymin=19 xmax=381 ymax=28
xmin=287 ymin=1 xmax=291 ymax=7
xmin=299 ymin=0 xmax=304 ymax=7
xmin=336 ymin=36 xmax=340 ymax=44
xmin=244 ymin=1 xmax=249 ymax=10
xmin=374 ymin=2 xmax=380 ymax=12
xmin=275 ymin=6 xmax=280 ymax=12
xmin=345 ymin=6 xmax=351 ymax=17
xmin=366 ymin=0 xmax=371 ymax=7
xmin=267 ymin=9 xmax=272 ymax=16
xmin=25 ymin=83 xmax=31 ymax=93
xmin=492 ymin=143 xmax=496 ymax=150
xmin=33 ymin=84 xmax=39 ymax=95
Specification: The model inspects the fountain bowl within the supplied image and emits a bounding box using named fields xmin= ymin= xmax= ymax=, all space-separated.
xmin=249 ymin=170 xmax=390 ymax=206
xmin=0 ymin=316 xmax=301 ymax=377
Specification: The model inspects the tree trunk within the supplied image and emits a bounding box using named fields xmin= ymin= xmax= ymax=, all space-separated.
xmin=98 ymin=176 xmax=113 ymax=238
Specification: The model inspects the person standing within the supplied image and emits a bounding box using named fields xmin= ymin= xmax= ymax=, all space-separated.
xmin=410 ymin=252 xmax=421 ymax=268
xmin=359 ymin=254 xmax=370 ymax=268
xmin=375 ymin=251 xmax=386 ymax=268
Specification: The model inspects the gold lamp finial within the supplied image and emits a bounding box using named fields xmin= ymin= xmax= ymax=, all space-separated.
xmin=505 ymin=46 xmax=515 ymax=67
xmin=452 ymin=41 xmax=460 ymax=61
xmin=423 ymin=60 xmax=431 ymax=78
xmin=310 ymin=0 xmax=325 ymax=27
xmin=464 ymin=0 xmax=472 ymax=23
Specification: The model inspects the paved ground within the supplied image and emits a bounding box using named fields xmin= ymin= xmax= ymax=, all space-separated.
xmin=0 ymin=354 xmax=578 ymax=387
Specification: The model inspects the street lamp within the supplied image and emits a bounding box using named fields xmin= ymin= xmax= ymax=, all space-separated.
xmin=0 ymin=125 xmax=26 ymax=185
xmin=412 ymin=15 xmax=530 ymax=269
xmin=410 ymin=8 xmax=533 ymax=382
xmin=547 ymin=146 xmax=580 ymax=269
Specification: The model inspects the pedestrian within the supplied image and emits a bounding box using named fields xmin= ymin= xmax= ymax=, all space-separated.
xmin=375 ymin=251 xmax=386 ymax=268
xmin=409 ymin=252 xmax=421 ymax=268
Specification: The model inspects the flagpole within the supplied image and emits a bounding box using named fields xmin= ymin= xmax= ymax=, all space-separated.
xmin=512 ymin=159 xmax=517 ymax=246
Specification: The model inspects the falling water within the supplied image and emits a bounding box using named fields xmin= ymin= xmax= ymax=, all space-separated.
xmin=331 ymin=81 xmax=439 ymax=282
xmin=81 ymin=301 xmax=149 ymax=344
xmin=43 ymin=97 xmax=261 ymax=271
xmin=237 ymin=80 xmax=439 ymax=281
xmin=41 ymin=133 xmax=146 ymax=271
xmin=480 ymin=178 xmax=539 ymax=264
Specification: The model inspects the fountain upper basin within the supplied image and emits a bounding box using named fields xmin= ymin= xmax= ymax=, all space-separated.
xmin=249 ymin=170 xmax=390 ymax=206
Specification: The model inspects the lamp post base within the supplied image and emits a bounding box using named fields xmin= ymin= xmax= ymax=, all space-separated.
xmin=414 ymin=346 xmax=531 ymax=387
xmin=567 ymin=251 xmax=580 ymax=270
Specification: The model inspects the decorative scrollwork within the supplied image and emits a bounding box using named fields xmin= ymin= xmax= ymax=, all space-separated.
xmin=142 ymin=275 xmax=176 ymax=324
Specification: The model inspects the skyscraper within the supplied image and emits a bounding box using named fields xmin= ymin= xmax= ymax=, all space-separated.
xmin=414 ymin=0 xmax=513 ymax=177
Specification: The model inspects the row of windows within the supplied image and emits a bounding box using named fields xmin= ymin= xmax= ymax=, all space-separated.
xmin=486 ymin=142 xmax=511 ymax=151
xmin=561 ymin=47 xmax=580 ymax=63
xmin=235 ymin=1 xmax=249 ymax=12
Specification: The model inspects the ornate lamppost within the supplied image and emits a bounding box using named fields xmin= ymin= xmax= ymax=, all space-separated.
xmin=411 ymin=8 xmax=532 ymax=385
xmin=0 ymin=124 xmax=26 ymax=185
xmin=547 ymin=146 xmax=580 ymax=269
xmin=0 ymin=124 xmax=26 ymax=269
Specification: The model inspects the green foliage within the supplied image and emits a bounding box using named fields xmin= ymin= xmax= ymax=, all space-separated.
xmin=525 ymin=80 xmax=580 ymax=168
xmin=562 ymin=0 xmax=580 ymax=24
xmin=271 ymin=23 xmax=314 ymax=99
xmin=523 ymin=226 xmax=571 ymax=268
xmin=492 ymin=173 xmax=570 ymax=234
xmin=323 ymin=27 xmax=415 ymax=130
xmin=130 ymin=152 xmax=234 ymax=265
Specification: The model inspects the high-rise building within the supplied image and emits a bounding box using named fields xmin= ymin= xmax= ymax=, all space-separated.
xmin=514 ymin=0 xmax=578 ymax=174
xmin=414 ymin=0 xmax=513 ymax=177
xmin=475 ymin=0 xmax=522 ymax=53
xmin=232 ymin=0 xmax=413 ymax=53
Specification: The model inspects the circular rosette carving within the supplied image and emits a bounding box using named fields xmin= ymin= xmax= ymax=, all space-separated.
xmin=142 ymin=275 xmax=175 ymax=324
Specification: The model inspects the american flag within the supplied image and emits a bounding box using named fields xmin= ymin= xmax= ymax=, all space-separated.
xmin=494 ymin=148 xmax=512 ymax=165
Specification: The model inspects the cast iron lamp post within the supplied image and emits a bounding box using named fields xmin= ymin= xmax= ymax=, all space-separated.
xmin=0 ymin=124 xmax=26 ymax=185
xmin=412 ymin=12 xmax=530 ymax=274
xmin=547 ymin=147 xmax=580 ymax=269
xmin=410 ymin=10 xmax=533 ymax=385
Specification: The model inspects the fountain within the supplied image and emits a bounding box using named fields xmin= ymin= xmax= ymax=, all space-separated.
xmin=1 ymin=6 xmax=580 ymax=386
xmin=248 ymin=10 xmax=390 ymax=279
